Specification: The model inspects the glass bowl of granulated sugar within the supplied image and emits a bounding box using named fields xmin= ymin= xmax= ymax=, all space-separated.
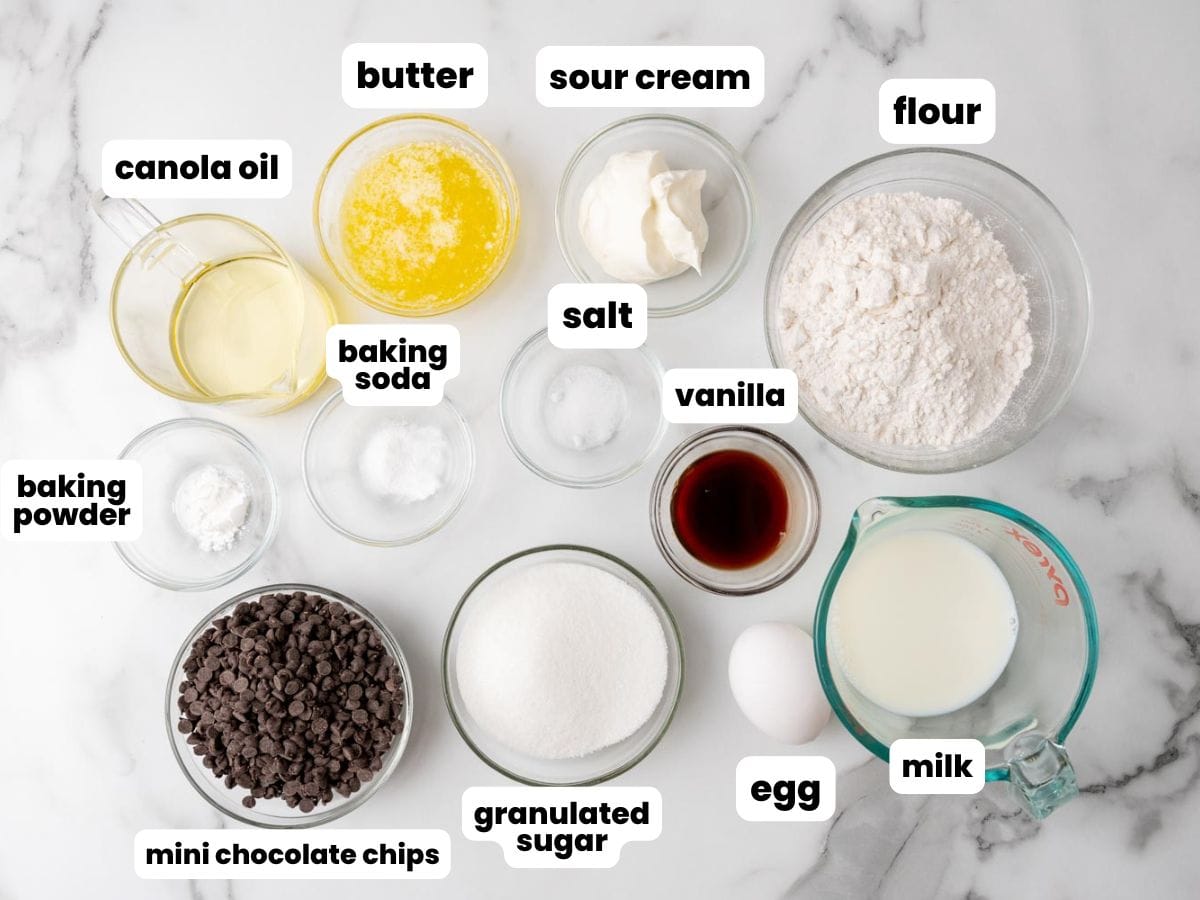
xmin=765 ymin=148 xmax=1090 ymax=473
xmin=443 ymin=545 xmax=684 ymax=785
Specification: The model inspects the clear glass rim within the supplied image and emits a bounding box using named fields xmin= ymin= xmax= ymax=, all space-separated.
xmin=312 ymin=113 xmax=521 ymax=317
xmin=498 ymin=329 xmax=668 ymax=489
xmin=763 ymin=146 xmax=1093 ymax=474
xmin=165 ymin=582 xmax=415 ymax=828
xmin=555 ymin=113 xmax=756 ymax=318
xmin=114 ymin=417 xmax=279 ymax=591
xmin=649 ymin=426 xmax=821 ymax=596
xmin=300 ymin=388 xmax=477 ymax=547
xmin=441 ymin=544 xmax=684 ymax=785
xmin=811 ymin=495 xmax=1099 ymax=777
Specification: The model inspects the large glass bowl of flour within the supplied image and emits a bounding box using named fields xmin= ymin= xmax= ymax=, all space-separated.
xmin=764 ymin=148 xmax=1090 ymax=473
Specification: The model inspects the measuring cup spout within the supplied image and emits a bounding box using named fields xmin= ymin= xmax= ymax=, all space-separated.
xmin=852 ymin=496 xmax=905 ymax=533
xmin=1005 ymin=733 xmax=1079 ymax=818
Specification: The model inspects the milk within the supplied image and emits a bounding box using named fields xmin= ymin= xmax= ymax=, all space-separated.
xmin=829 ymin=529 xmax=1018 ymax=718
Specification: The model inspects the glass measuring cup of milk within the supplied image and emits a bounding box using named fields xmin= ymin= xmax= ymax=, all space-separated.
xmin=814 ymin=496 xmax=1098 ymax=818
xmin=93 ymin=195 xmax=337 ymax=415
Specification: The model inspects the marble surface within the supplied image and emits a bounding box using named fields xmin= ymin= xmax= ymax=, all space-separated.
xmin=1 ymin=0 xmax=1198 ymax=896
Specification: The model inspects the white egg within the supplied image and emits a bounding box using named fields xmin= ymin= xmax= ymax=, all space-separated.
xmin=728 ymin=622 xmax=831 ymax=745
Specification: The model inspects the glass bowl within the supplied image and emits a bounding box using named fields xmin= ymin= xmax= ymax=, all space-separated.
xmin=764 ymin=148 xmax=1091 ymax=473
xmin=302 ymin=390 xmax=475 ymax=546
xmin=500 ymin=329 xmax=666 ymax=488
xmin=556 ymin=115 xmax=755 ymax=317
xmin=116 ymin=418 xmax=278 ymax=590
xmin=313 ymin=114 xmax=520 ymax=316
xmin=442 ymin=545 xmax=684 ymax=785
xmin=650 ymin=427 xmax=820 ymax=596
xmin=167 ymin=583 xmax=413 ymax=828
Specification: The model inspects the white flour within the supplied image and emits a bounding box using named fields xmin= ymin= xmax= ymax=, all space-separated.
xmin=777 ymin=192 xmax=1033 ymax=448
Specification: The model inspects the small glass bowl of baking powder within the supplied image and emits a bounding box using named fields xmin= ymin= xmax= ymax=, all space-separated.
xmin=557 ymin=115 xmax=756 ymax=317
xmin=116 ymin=418 xmax=278 ymax=590
xmin=302 ymin=389 xmax=475 ymax=546
xmin=764 ymin=148 xmax=1091 ymax=473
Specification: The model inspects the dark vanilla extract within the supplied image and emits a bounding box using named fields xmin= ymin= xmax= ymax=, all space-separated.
xmin=670 ymin=449 xmax=789 ymax=570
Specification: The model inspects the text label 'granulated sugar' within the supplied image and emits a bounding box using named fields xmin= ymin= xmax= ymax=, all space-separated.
xmin=463 ymin=787 xmax=662 ymax=868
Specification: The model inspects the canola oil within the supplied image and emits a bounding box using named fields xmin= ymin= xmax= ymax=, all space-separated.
xmin=169 ymin=255 xmax=332 ymax=404
xmin=338 ymin=141 xmax=510 ymax=313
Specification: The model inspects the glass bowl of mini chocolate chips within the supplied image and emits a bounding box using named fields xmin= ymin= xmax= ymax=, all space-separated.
xmin=167 ymin=584 xmax=413 ymax=827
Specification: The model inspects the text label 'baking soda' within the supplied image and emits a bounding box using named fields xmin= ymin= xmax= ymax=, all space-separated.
xmin=889 ymin=739 xmax=986 ymax=795
xmin=662 ymin=369 xmax=799 ymax=425
xmin=735 ymin=756 xmax=836 ymax=822
xmin=343 ymin=43 xmax=488 ymax=109
xmin=327 ymin=324 xmax=461 ymax=407
xmin=536 ymin=46 xmax=764 ymax=107
xmin=135 ymin=829 xmax=450 ymax=880
xmin=878 ymin=78 xmax=995 ymax=145
xmin=1 ymin=459 xmax=142 ymax=542
xmin=462 ymin=786 xmax=662 ymax=868
xmin=100 ymin=140 xmax=292 ymax=199
xmin=547 ymin=283 xmax=648 ymax=349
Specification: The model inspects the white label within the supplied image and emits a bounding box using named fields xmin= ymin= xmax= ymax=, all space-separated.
xmin=889 ymin=739 xmax=986 ymax=794
xmin=878 ymin=78 xmax=995 ymax=144
xmin=134 ymin=829 xmax=450 ymax=879
xmin=100 ymin=140 xmax=292 ymax=198
xmin=547 ymin=283 xmax=648 ymax=349
xmin=326 ymin=324 xmax=460 ymax=407
xmin=662 ymin=368 xmax=798 ymax=424
xmin=1 ymin=459 xmax=142 ymax=542
xmin=536 ymin=46 xmax=764 ymax=107
xmin=343 ymin=43 xmax=488 ymax=108
xmin=462 ymin=786 xmax=661 ymax=869
xmin=735 ymin=756 xmax=836 ymax=822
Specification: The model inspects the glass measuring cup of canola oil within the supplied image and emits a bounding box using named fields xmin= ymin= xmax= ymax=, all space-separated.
xmin=94 ymin=194 xmax=337 ymax=415
xmin=814 ymin=496 xmax=1098 ymax=818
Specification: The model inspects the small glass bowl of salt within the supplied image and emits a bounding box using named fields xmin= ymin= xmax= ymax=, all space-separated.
xmin=302 ymin=389 xmax=475 ymax=546
xmin=500 ymin=329 xmax=666 ymax=488
xmin=116 ymin=418 xmax=278 ymax=590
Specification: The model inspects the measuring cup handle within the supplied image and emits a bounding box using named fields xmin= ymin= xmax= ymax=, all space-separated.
xmin=1005 ymin=733 xmax=1079 ymax=819
xmin=90 ymin=192 xmax=162 ymax=248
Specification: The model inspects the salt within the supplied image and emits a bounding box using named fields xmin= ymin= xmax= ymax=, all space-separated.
xmin=455 ymin=561 xmax=668 ymax=760
xmin=543 ymin=364 xmax=628 ymax=451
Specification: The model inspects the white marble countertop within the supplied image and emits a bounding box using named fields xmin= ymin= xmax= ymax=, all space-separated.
xmin=2 ymin=0 xmax=1198 ymax=897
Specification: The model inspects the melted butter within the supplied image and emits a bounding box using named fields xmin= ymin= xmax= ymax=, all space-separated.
xmin=339 ymin=141 xmax=509 ymax=313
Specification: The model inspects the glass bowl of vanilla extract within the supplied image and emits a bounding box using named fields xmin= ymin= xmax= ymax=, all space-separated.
xmin=650 ymin=427 xmax=820 ymax=596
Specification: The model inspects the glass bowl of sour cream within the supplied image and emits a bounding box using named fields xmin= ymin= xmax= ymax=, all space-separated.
xmin=556 ymin=115 xmax=755 ymax=317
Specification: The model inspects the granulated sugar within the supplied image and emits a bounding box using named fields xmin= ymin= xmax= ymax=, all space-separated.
xmin=455 ymin=561 xmax=668 ymax=760
xmin=776 ymin=192 xmax=1033 ymax=448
